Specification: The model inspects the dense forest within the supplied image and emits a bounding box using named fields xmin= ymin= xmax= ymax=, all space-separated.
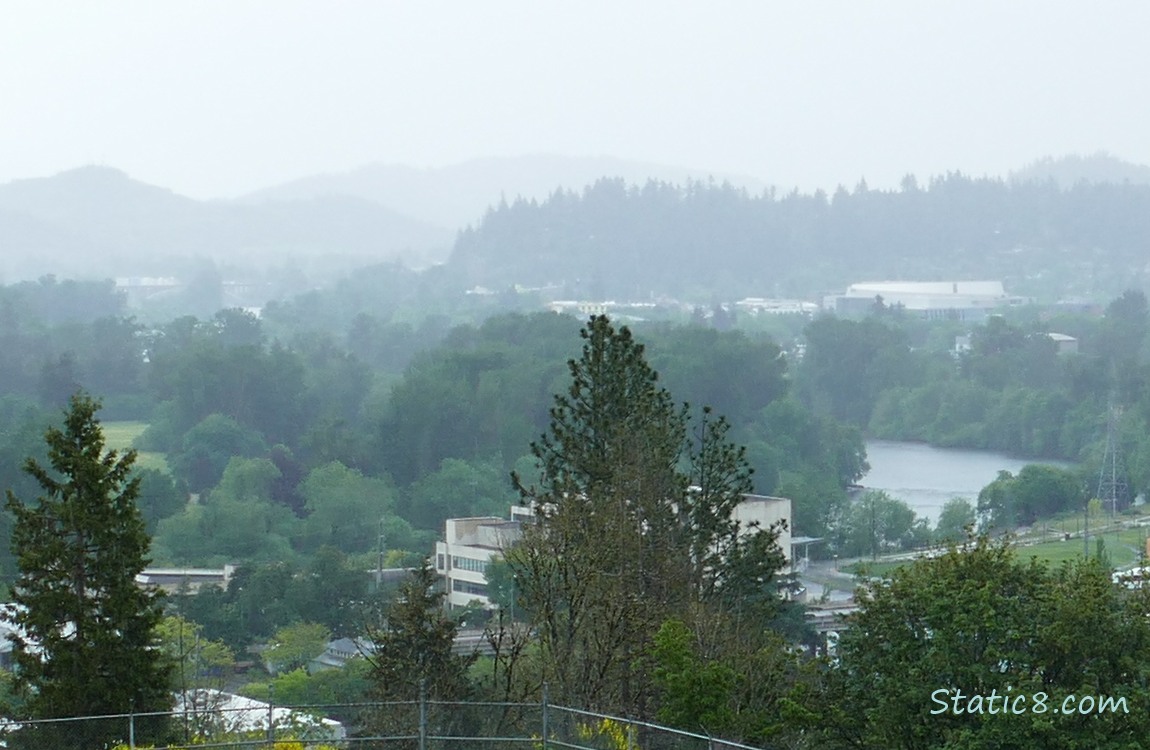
xmin=0 ymin=276 xmax=865 ymax=583
xmin=3 ymin=294 xmax=1149 ymax=749
xmin=451 ymin=173 xmax=1150 ymax=301
xmin=5 ymin=271 xmax=1150 ymax=580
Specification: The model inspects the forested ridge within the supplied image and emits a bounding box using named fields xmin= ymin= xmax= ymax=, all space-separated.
xmin=451 ymin=173 xmax=1150 ymax=300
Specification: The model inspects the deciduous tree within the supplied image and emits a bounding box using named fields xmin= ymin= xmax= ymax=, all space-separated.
xmin=813 ymin=538 xmax=1150 ymax=749
xmin=265 ymin=621 xmax=331 ymax=675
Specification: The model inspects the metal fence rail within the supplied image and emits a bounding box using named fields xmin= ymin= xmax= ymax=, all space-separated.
xmin=0 ymin=688 xmax=765 ymax=750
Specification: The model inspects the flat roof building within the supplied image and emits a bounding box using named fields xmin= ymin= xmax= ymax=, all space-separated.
xmin=434 ymin=497 xmax=799 ymax=610
xmin=825 ymin=280 xmax=1028 ymax=321
xmin=135 ymin=566 xmax=235 ymax=594
xmin=434 ymin=512 xmax=527 ymax=609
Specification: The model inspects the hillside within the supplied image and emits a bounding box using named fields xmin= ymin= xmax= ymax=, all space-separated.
xmin=1010 ymin=152 xmax=1150 ymax=189
xmin=240 ymin=154 xmax=770 ymax=231
xmin=448 ymin=173 xmax=1150 ymax=302
xmin=0 ymin=167 xmax=453 ymax=281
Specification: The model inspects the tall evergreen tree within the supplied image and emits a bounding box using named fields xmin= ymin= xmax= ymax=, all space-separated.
xmin=364 ymin=558 xmax=475 ymax=746
xmin=4 ymin=393 xmax=171 ymax=746
xmin=510 ymin=316 xmax=785 ymax=717
xmin=366 ymin=558 xmax=474 ymax=700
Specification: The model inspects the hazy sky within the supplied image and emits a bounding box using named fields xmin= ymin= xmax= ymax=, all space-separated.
xmin=4 ymin=1 xmax=1148 ymax=199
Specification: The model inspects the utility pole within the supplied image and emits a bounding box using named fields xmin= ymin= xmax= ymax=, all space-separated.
xmin=375 ymin=517 xmax=387 ymax=591
xmin=1098 ymin=405 xmax=1127 ymax=518
xmin=870 ymin=494 xmax=877 ymax=561
xmin=1084 ymin=499 xmax=1090 ymax=558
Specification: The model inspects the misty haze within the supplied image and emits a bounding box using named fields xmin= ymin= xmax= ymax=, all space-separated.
xmin=1 ymin=3 xmax=1149 ymax=748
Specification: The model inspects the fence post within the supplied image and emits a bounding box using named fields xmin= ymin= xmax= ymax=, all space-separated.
xmin=129 ymin=704 xmax=136 ymax=750
xmin=541 ymin=683 xmax=549 ymax=750
xmin=419 ymin=678 xmax=428 ymax=750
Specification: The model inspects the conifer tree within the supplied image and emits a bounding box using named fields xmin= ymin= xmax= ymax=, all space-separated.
xmin=5 ymin=393 xmax=171 ymax=746
xmin=510 ymin=316 xmax=785 ymax=717
xmin=364 ymin=558 xmax=475 ymax=745
xmin=366 ymin=558 xmax=474 ymax=701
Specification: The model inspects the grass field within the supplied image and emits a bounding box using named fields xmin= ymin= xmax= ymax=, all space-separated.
xmin=101 ymin=421 xmax=170 ymax=474
xmin=1036 ymin=526 xmax=1145 ymax=567
xmin=845 ymin=527 xmax=1146 ymax=579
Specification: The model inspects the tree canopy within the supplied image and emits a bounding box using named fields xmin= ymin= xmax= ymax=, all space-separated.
xmin=814 ymin=537 xmax=1150 ymax=749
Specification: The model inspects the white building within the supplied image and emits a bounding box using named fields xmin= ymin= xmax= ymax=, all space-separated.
xmin=135 ymin=566 xmax=236 ymax=594
xmin=434 ymin=512 xmax=527 ymax=609
xmin=735 ymin=298 xmax=819 ymax=316
xmin=173 ymin=689 xmax=345 ymax=742
xmin=547 ymin=300 xmax=610 ymax=317
xmin=1046 ymin=332 xmax=1079 ymax=355
xmin=434 ymin=497 xmax=798 ymax=610
xmin=734 ymin=494 xmax=796 ymax=574
xmin=825 ymin=281 xmax=1028 ymax=321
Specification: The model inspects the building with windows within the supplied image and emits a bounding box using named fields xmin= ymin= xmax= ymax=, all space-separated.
xmin=434 ymin=510 xmax=529 ymax=609
xmin=434 ymin=497 xmax=804 ymax=610
xmin=547 ymin=300 xmax=610 ymax=317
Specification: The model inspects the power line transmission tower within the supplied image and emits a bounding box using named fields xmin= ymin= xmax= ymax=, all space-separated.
xmin=1097 ymin=402 xmax=1128 ymax=519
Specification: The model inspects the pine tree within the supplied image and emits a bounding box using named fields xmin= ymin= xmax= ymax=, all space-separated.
xmin=4 ymin=393 xmax=171 ymax=746
xmin=509 ymin=316 xmax=784 ymax=717
xmin=511 ymin=315 xmax=687 ymax=714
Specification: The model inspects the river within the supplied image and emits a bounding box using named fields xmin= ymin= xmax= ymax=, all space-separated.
xmin=861 ymin=440 xmax=1072 ymax=524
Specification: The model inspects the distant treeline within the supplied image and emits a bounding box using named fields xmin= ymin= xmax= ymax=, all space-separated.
xmin=450 ymin=174 xmax=1150 ymax=300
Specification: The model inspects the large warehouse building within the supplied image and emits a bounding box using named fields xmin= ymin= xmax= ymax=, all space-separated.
xmin=824 ymin=281 xmax=1028 ymax=321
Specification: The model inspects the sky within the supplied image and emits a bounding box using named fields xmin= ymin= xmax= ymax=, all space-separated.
xmin=3 ymin=1 xmax=1149 ymax=200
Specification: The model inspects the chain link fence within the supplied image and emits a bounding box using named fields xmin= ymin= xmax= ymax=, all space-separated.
xmin=0 ymin=688 xmax=763 ymax=750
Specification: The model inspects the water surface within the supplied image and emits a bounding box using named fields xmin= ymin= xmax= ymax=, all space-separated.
xmin=862 ymin=440 xmax=1071 ymax=524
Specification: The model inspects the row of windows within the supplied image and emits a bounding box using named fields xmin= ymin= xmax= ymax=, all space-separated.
xmin=451 ymin=556 xmax=489 ymax=574
xmin=436 ymin=553 xmax=491 ymax=574
xmin=452 ymin=580 xmax=488 ymax=596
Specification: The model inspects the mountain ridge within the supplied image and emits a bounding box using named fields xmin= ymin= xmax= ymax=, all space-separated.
xmin=0 ymin=167 xmax=453 ymax=282
xmin=238 ymin=154 xmax=772 ymax=231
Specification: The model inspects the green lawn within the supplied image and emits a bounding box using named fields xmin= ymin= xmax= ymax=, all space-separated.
xmin=102 ymin=421 xmax=170 ymax=474
xmin=845 ymin=529 xmax=1145 ymax=580
xmin=1026 ymin=528 xmax=1144 ymax=568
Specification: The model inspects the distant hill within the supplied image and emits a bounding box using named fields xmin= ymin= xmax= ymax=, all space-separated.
xmin=1010 ymin=152 xmax=1150 ymax=189
xmin=448 ymin=172 xmax=1150 ymax=303
xmin=0 ymin=167 xmax=453 ymax=282
xmin=240 ymin=154 xmax=770 ymax=231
